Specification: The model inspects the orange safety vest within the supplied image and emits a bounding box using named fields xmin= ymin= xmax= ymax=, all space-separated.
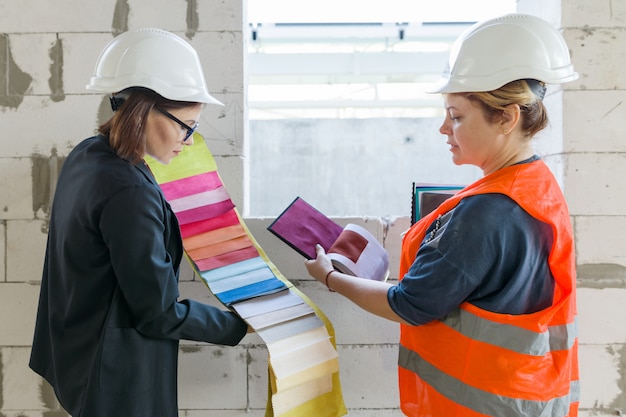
xmin=398 ymin=160 xmax=579 ymax=417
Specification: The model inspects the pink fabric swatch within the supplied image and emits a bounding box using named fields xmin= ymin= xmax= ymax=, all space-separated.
xmin=169 ymin=186 xmax=230 ymax=212
xmin=267 ymin=197 xmax=343 ymax=260
xmin=159 ymin=171 xmax=223 ymax=199
xmin=176 ymin=200 xmax=236 ymax=225
xmin=194 ymin=246 xmax=259 ymax=271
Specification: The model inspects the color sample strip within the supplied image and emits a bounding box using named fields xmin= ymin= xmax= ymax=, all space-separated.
xmin=147 ymin=142 xmax=217 ymax=183
xmin=169 ymin=186 xmax=231 ymax=212
xmin=258 ymin=313 xmax=326 ymax=345
xmin=193 ymin=246 xmax=259 ymax=271
xmin=273 ymin=356 xmax=339 ymax=393
xmin=183 ymin=224 xmax=246 ymax=251
xmin=215 ymin=277 xmax=287 ymax=306
xmin=272 ymin=374 xmax=334 ymax=416
xmin=159 ymin=171 xmax=223 ymax=199
xmin=176 ymin=199 xmax=235 ymax=225
xmin=179 ymin=210 xmax=240 ymax=238
xmin=246 ymin=303 xmax=315 ymax=330
xmin=186 ymin=234 xmax=254 ymax=261
xmin=232 ymin=289 xmax=304 ymax=319
xmin=145 ymin=137 xmax=346 ymax=417
xmin=205 ymin=266 xmax=275 ymax=294
xmin=200 ymin=256 xmax=268 ymax=283
xmin=275 ymin=372 xmax=345 ymax=417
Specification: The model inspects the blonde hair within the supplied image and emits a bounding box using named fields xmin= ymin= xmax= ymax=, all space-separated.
xmin=463 ymin=80 xmax=549 ymax=139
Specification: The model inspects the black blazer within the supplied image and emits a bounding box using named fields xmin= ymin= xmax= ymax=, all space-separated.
xmin=29 ymin=135 xmax=248 ymax=417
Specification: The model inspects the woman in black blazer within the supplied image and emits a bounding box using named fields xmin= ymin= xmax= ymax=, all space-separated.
xmin=29 ymin=29 xmax=249 ymax=417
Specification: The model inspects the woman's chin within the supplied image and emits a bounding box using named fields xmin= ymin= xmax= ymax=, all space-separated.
xmin=151 ymin=155 xmax=172 ymax=165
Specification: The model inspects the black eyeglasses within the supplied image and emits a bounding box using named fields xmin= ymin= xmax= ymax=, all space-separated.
xmin=156 ymin=108 xmax=198 ymax=142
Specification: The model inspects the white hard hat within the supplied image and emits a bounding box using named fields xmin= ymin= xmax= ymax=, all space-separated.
xmin=86 ymin=28 xmax=222 ymax=105
xmin=428 ymin=14 xmax=578 ymax=94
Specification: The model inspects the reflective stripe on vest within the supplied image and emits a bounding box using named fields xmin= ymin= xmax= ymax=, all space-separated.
xmin=439 ymin=308 xmax=578 ymax=356
xmin=399 ymin=344 xmax=580 ymax=417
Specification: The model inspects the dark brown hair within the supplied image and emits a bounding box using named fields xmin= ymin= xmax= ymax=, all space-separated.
xmin=99 ymin=88 xmax=196 ymax=164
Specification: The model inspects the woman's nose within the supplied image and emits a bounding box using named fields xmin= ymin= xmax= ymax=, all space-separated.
xmin=439 ymin=121 xmax=450 ymax=135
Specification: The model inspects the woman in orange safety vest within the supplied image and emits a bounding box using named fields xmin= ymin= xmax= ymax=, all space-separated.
xmin=305 ymin=13 xmax=579 ymax=417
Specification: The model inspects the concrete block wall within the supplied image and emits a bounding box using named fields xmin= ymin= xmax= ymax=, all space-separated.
xmin=560 ymin=1 xmax=626 ymax=415
xmin=0 ymin=1 xmax=254 ymax=416
xmin=1 ymin=0 xmax=626 ymax=416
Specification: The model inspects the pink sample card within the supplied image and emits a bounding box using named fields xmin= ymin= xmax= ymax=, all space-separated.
xmin=267 ymin=197 xmax=344 ymax=260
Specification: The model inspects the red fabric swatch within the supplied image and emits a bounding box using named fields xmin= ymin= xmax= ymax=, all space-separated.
xmin=179 ymin=210 xmax=240 ymax=238
xmin=328 ymin=229 xmax=367 ymax=263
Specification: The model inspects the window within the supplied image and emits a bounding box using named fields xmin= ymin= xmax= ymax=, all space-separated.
xmin=247 ymin=1 xmax=517 ymax=217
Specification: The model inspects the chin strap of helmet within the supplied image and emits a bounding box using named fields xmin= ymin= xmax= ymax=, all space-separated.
xmin=109 ymin=96 xmax=126 ymax=112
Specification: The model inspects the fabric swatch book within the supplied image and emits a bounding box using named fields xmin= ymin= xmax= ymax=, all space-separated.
xmin=268 ymin=197 xmax=389 ymax=282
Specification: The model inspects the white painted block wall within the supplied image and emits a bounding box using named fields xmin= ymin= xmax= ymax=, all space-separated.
xmin=1 ymin=0 xmax=625 ymax=416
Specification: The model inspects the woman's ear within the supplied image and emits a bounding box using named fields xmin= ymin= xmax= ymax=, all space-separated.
xmin=501 ymin=103 xmax=521 ymax=134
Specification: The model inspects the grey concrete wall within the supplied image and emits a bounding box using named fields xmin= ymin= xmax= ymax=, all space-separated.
xmin=249 ymin=118 xmax=481 ymax=217
xmin=1 ymin=0 xmax=626 ymax=416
